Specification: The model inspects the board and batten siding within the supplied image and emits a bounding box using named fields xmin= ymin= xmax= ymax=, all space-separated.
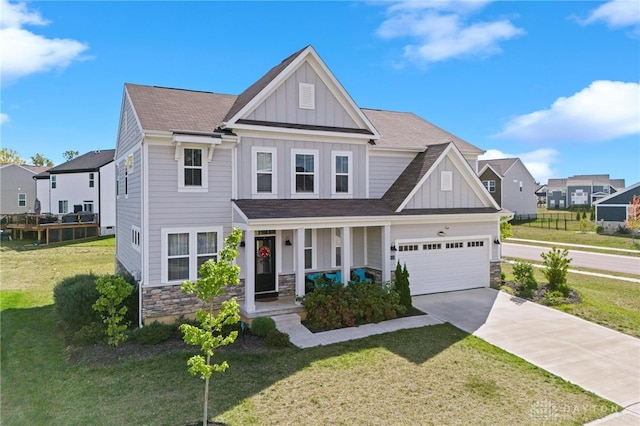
xmin=236 ymin=137 xmax=367 ymax=199
xmin=146 ymin=144 xmax=233 ymax=285
xmin=115 ymin=147 xmax=142 ymax=277
xmin=247 ymin=62 xmax=358 ymax=129
xmin=368 ymin=153 xmax=415 ymax=199
xmin=404 ymin=156 xmax=484 ymax=209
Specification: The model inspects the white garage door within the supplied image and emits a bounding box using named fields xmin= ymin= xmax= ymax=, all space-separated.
xmin=396 ymin=238 xmax=489 ymax=295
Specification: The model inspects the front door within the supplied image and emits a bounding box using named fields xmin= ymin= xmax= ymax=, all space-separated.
xmin=255 ymin=236 xmax=277 ymax=299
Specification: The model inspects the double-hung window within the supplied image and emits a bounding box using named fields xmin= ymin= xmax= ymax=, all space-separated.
xmin=332 ymin=228 xmax=342 ymax=268
xmin=162 ymin=227 xmax=222 ymax=283
xmin=178 ymin=147 xmax=208 ymax=192
xmin=252 ymin=147 xmax=276 ymax=197
xmin=51 ymin=175 xmax=57 ymax=189
xmin=292 ymin=149 xmax=318 ymax=197
xmin=18 ymin=193 xmax=26 ymax=207
xmin=58 ymin=200 xmax=68 ymax=214
xmin=89 ymin=173 xmax=95 ymax=188
xmin=332 ymin=151 xmax=352 ymax=197
xmin=483 ymin=180 xmax=496 ymax=193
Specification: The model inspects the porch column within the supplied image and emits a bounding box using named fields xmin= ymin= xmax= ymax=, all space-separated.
xmin=341 ymin=226 xmax=351 ymax=286
xmin=295 ymin=227 xmax=305 ymax=298
xmin=244 ymin=229 xmax=255 ymax=313
xmin=382 ymin=224 xmax=391 ymax=282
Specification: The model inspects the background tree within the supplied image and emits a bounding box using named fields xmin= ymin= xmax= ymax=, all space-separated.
xmin=63 ymin=150 xmax=79 ymax=161
xmin=30 ymin=153 xmax=53 ymax=167
xmin=624 ymin=195 xmax=640 ymax=242
xmin=0 ymin=148 xmax=25 ymax=164
xmin=500 ymin=217 xmax=513 ymax=241
xmin=180 ymin=228 xmax=243 ymax=426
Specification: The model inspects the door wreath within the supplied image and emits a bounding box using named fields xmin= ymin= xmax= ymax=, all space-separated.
xmin=259 ymin=246 xmax=270 ymax=258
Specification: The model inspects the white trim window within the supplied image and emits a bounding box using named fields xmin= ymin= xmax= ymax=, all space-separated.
xmin=178 ymin=147 xmax=208 ymax=192
xmin=18 ymin=193 xmax=26 ymax=207
xmin=304 ymin=228 xmax=316 ymax=270
xmin=131 ymin=225 xmax=141 ymax=252
xmin=115 ymin=164 xmax=120 ymax=197
xmin=292 ymin=149 xmax=318 ymax=197
xmin=483 ymin=180 xmax=496 ymax=193
xmin=89 ymin=172 xmax=95 ymax=188
xmin=83 ymin=201 xmax=94 ymax=212
xmin=332 ymin=151 xmax=352 ymax=197
xmin=252 ymin=146 xmax=277 ymax=197
xmin=51 ymin=175 xmax=57 ymax=189
xmin=58 ymin=200 xmax=68 ymax=214
xmin=161 ymin=227 xmax=222 ymax=283
xmin=332 ymin=228 xmax=342 ymax=268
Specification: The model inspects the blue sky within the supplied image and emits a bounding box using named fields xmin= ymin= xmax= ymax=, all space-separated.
xmin=1 ymin=0 xmax=639 ymax=186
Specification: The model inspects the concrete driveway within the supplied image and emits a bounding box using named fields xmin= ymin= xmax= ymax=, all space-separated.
xmin=412 ymin=288 xmax=640 ymax=422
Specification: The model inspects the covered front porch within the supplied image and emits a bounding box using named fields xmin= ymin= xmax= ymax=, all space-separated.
xmin=233 ymin=200 xmax=395 ymax=317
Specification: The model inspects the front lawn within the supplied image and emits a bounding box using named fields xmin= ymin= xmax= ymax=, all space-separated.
xmin=502 ymin=263 xmax=640 ymax=338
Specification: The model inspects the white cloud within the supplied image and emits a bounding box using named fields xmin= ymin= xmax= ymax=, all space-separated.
xmin=376 ymin=0 xmax=524 ymax=64
xmin=581 ymin=0 xmax=640 ymax=29
xmin=0 ymin=0 xmax=89 ymax=83
xmin=495 ymin=81 xmax=640 ymax=143
xmin=0 ymin=113 xmax=9 ymax=124
xmin=479 ymin=148 xmax=559 ymax=183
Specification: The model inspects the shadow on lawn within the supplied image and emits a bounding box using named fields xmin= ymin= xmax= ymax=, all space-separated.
xmin=1 ymin=303 xmax=468 ymax=425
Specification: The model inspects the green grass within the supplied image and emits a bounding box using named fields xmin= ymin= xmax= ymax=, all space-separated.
xmin=502 ymin=263 xmax=640 ymax=338
xmin=509 ymin=225 xmax=640 ymax=255
xmin=0 ymin=235 xmax=624 ymax=425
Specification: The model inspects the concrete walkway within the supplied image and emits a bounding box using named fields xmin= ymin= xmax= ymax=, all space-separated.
xmin=412 ymin=288 xmax=640 ymax=424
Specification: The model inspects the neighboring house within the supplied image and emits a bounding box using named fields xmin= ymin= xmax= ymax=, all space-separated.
xmin=546 ymin=175 xmax=625 ymax=209
xmin=535 ymin=184 xmax=547 ymax=207
xmin=594 ymin=182 xmax=640 ymax=231
xmin=114 ymin=45 xmax=505 ymax=324
xmin=0 ymin=164 xmax=50 ymax=214
xmin=34 ymin=150 xmax=116 ymax=235
xmin=477 ymin=158 xmax=537 ymax=216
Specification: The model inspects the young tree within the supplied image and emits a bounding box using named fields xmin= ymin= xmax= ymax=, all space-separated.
xmin=540 ymin=248 xmax=571 ymax=296
xmin=0 ymin=148 xmax=25 ymax=164
xmin=394 ymin=262 xmax=412 ymax=310
xmin=180 ymin=227 xmax=243 ymax=426
xmin=624 ymin=194 xmax=640 ymax=242
xmin=30 ymin=153 xmax=53 ymax=167
xmin=92 ymin=275 xmax=134 ymax=346
xmin=63 ymin=150 xmax=79 ymax=161
xmin=500 ymin=217 xmax=513 ymax=241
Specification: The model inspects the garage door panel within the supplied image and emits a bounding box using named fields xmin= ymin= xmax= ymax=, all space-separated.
xmin=397 ymin=239 xmax=489 ymax=295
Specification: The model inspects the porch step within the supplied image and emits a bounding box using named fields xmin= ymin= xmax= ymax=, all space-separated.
xmin=271 ymin=313 xmax=303 ymax=328
xmin=271 ymin=313 xmax=321 ymax=349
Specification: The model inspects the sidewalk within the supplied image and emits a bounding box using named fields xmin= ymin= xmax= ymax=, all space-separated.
xmin=507 ymin=237 xmax=640 ymax=254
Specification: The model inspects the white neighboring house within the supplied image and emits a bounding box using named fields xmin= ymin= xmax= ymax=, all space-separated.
xmin=35 ymin=150 xmax=116 ymax=235
xmin=477 ymin=158 xmax=538 ymax=217
xmin=114 ymin=45 xmax=507 ymax=324
xmin=0 ymin=164 xmax=50 ymax=214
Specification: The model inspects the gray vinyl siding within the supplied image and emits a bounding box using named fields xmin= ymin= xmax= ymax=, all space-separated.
xmin=115 ymin=147 xmax=142 ymax=276
xmin=502 ymin=162 xmax=537 ymax=216
xmin=367 ymin=227 xmax=383 ymax=270
xmin=146 ymin=145 xmax=233 ymax=285
xmin=0 ymin=165 xmax=37 ymax=214
xmin=352 ymin=227 xmax=366 ymax=267
xmin=115 ymin=93 xmax=143 ymax=158
xmin=405 ymin=157 xmax=484 ymax=209
xmin=369 ymin=154 xmax=415 ymax=198
xmin=248 ymin=62 xmax=358 ymax=129
xmin=236 ymin=137 xmax=367 ymax=199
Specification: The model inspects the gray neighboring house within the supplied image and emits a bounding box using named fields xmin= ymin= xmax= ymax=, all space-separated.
xmin=594 ymin=182 xmax=640 ymax=231
xmin=0 ymin=164 xmax=50 ymax=215
xmin=115 ymin=45 xmax=505 ymax=325
xmin=535 ymin=184 xmax=547 ymax=207
xmin=546 ymin=175 xmax=626 ymax=209
xmin=477 ymin=158 xmax=537 ymax=216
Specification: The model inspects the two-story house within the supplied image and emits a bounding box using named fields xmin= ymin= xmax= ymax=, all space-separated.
xmin=546 ymin=175 xmax=626 ymax=209
xmin=114 ymin=46 xmax=505 ymax=325
xmin=478 ymin=158 xmax=537 ymax=217
xmin=0 ymin=164 xmax=50 ymax=215
xmin=34 ymin=150 xmax=116 ymax=235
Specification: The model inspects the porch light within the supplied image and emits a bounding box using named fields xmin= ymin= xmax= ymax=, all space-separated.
xmin=494 ymin=239 xmax=501 ymax=245
xmin=285 ymin=238 xmax=292 ymax=246
xmin=437 ymin=231 xmax=446 ymax=237
xmin=240 ymin=241 xmax=245 ymax=247
xmin=390 ymin=245 xmax=397 ymax=251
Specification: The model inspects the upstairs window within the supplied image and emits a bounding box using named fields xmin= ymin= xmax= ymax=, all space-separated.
xmin=483 ymin=180 xmax=496 ymax=193
xmin=89 ymin=173 xmax=95 ymax=188
xmin=252 ymin=147 xmax=276 ymax=196
xmin=51 ymin=175 xmax=57 ymax=189
xmin=178 ymin=147 xmax=208 ymax=192
xmin=292 ymin=149 xmax=318 ymax=196
xmin=332 ymin=151 xmax=352 ymax=196
xmin=18 ymin=193 xmax=26 ymax=207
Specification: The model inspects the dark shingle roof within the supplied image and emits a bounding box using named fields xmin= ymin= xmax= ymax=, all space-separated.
xmin=382 ymin=143 xmax=450 ymax=211
xmin=233 ymin=199 xmax=498 ymax=220
xmin=45 ymin=149 xmax=115 ymax=174
xmin=478 ymin=158 xmax=518 ymax=177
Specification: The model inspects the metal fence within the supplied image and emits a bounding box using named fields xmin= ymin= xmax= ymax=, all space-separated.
xmin=512 ymin=213 xmax=593 ymax=231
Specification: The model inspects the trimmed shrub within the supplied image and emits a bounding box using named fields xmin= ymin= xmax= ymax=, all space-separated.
xmin=394 ymin=262 xmax=412 ymax=311
xmin=543 ymin=290 xmax=566 ymax=306
xmin=265 ymin=329 xmax=290 ymax=348
xmin=512 ymin=261 xmax=538 ymax=298
xmin=541 ymin=247 xmax=571 ymax=296
xmin=72 ymin=322 xmax=105 ymax=346
xmin=53 ymin=273 xmax=102 ymax=334
xmin=130 ymin=321 xmax=175 ymax=345
xmin=250 ymin=316 xmax=276 ymax=337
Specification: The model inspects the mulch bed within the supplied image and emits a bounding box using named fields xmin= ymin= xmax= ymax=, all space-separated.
xmin=501 ymin=281 xmax=582 ymax=305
